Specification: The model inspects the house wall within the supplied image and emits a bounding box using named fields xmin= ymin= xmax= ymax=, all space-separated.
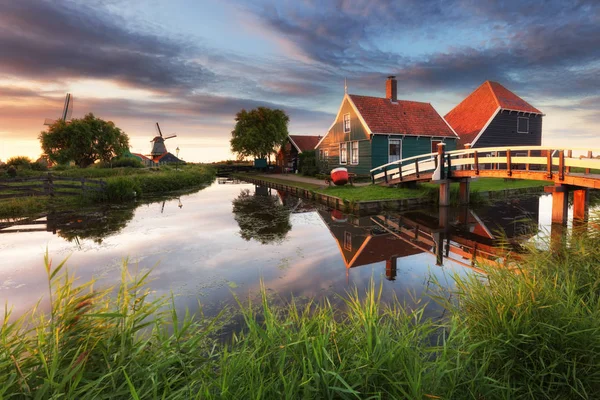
xmin=371 ymin=135 xmax=457 ymax=169
xmin=473 ymin=110 xmax=542 ymax=148
xmin=316 ymin=97 xmax=372 ymax=175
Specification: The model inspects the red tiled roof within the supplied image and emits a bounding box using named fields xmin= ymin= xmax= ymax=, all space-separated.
xmin=444 ymin=81 xmax=542 ymax=148
xmin=131 ymin=153 xmax=151 ymax=161
xmin=350 ymin=234 xmax=424 ymax=268
xmin=349 ymin=94 xmax=456 ymax=138
xmin=289 ymin=135 xmax=321 ymax=152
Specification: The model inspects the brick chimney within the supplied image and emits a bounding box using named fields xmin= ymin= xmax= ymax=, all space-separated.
xmin=386 ymin=76 xmax=397 ymax=102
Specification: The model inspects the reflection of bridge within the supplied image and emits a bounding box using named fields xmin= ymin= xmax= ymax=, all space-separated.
xmin=371 ymin=145 xmax=600 ymax=224
xmin=318 ymin=199 xmax=538 ymax=279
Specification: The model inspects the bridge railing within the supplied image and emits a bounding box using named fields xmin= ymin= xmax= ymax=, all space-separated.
xmin=370 ymin=151 xmax=438 ymax=184
xmin=371 ymin=145 xmax=600 ymax=184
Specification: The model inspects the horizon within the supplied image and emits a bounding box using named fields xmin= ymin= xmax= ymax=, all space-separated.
xmin=1 ymin=0 xmax=598 ymax=163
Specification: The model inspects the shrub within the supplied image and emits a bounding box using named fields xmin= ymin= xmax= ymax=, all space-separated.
xmin=100 ymin=157 xmax=144 ymax=169
xmin=7 ymin=165 xmax=17 ymax=177
xmin=298 ymin=150 xmax=318 ymax=176
xmin=6 ymin=156 xmax=32 ymax=169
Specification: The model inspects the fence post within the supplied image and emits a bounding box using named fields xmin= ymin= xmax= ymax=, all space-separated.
xmin=446 ymin=154 xmax=452 ymax=178
xmin=474 ymin=151 xmax=479 ymax=175
xmin=526 ymin=150 xmax=531 ymax=171
xmin=464 ymin=143 xmax=471 ymax=171
xmin=567 ymin=150 xmax=572 ymax=174
xmin=384 ymin=167 xmax=388 ymax=183
xmin=437 ymin=143 xmax=446 ymax=180
xmin=398 ymin=161 xmax=403 ymax=181
xmin=48 ymin=173 xmax=54 ymax=197
xmin=547 ymin=151 xmax=553 ymax=179
xmin=506 ymin=149 xmax=512 ymax=177
xmin=81 ymin=177 xmax=86 ymax=196
xmin=414 ymin=159 xmax=420 ymax=178
xmin=559 ymin=150 xmax=565 ymax=181
xmin=586 ymin=151 xmax=592 ymax=174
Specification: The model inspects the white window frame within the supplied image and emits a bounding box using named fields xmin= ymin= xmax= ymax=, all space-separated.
xmin=517 ymin=116 xmax=529 ymax=134
xmin=339 ymin=142 xmax=348 ymax=164
xmin=388 ymin=139 xmax=402 ymax=163
xmin=324 ymin=149 xmax=329 ymax=158
xmin=344 ymin=231 xmax=352 ymax=251
xmin=350 ymin=141 xmax=359 ymax=165
xmin=343 ymin=113 xmax=351 ymax=133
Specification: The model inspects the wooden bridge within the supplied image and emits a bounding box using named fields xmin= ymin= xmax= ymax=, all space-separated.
xmin=371 ymin=144 xmax=600 ymax=225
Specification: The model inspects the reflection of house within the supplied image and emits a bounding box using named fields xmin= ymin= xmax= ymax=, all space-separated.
xmin=444 ymin=81 xmax=544 ymax=149
xmin=276 ymin=135 xmax=321 ymax=173
xmin=317 ymin=210 xmax=425 ymax=280
xmin=318 ymin=197 xmax=540 ymax=275
xmin=315 ymin=76 xmax=458 ymax=175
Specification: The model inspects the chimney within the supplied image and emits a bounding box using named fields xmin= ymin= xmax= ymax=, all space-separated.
xmin=386 ymin=76 xmax=397 ymax=102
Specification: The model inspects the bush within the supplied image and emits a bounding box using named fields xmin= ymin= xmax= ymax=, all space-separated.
xmin=6 ymin=156 xmax=32 ymax=169
xmin=100 ymin=157 xmax=144 ymax=169
xmin=30 ymin=161 xmax=49 ymax=171
xmin=298 ymin=150 xmax=318 ymax=176
xmin=7 ymin=166 xmax=17 ymax=177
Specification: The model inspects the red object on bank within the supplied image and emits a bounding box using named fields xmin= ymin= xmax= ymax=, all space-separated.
xmin=331 ymin=167 xmax=349 ymax=186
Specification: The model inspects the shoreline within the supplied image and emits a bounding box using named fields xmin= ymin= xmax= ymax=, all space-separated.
xmin=233 ymin=173 xmax=548 ymax=214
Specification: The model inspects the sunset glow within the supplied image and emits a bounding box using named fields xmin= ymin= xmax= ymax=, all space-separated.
xmin=0 ymin=0 xmax=598 ymax=162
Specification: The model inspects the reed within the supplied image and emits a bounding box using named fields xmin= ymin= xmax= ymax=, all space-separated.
xmin=2 ymin=223 xmax=600 ymax=398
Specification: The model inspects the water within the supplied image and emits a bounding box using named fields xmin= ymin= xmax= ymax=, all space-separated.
xmin=0 ymin=180 xmax=590 ymax=321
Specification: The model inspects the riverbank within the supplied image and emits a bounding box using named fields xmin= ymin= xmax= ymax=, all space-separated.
xmin=0 ymin=164 xmax=215 ymax=219
xmin=234 ymin=173 xmax=550 ymax=214
xmin=3 ymin=223 xmax=599 ymax=398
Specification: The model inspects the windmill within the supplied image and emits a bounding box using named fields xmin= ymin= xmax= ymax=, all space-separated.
xmin=44 ymin=93 xmax=74 ymax=126
xmin=150 ymin=122 xmax=177 ymax=158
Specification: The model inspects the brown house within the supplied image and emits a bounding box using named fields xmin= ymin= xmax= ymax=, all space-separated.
xmin=276 ymin=135 xmax=321 ymax=172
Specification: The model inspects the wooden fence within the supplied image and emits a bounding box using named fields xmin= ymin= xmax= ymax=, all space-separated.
xmin=0 ymin=174 xmax=107 ymax=199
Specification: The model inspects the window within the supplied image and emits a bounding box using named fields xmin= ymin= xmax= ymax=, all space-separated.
xmin=351 ymin=141 xmax=359 ymax=164
xmin=344 ymin=231 xmax=352 ymax=251
xmin=343 ymin=113 xmax=351 ymax=133
xmin=389 ymin=139 xmax=401 ymax=163
xmin=517 ymin=117 xmax=529 ymax=133
xmin=339 ymin=143 xmax=347 ymax=164
xmin=319 ymin=149 xmax=324 ymax=160
xmin=324 ymin=150 xmax=329 ymax=158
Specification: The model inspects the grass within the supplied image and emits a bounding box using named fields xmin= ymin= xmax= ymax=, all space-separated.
xmin=0 ymin=164 xmax=215 ymax=218
xmin=235 ymin=173 xmax=550 ymax=203
xmin=3 ymin=222 xmax=600 ymax=398
xmin=320 ymin=184 xmax=428 ymax=201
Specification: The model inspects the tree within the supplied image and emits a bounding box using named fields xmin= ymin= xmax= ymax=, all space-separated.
xmin=39 ymin=113 xmax=130 ymax=168
xmin=230 ymin=107 xmax=289 ymax=162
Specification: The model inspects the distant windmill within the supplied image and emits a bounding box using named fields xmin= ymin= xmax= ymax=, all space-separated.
xmin=150 ymin=122 xmax=177 ymax=157
xmin=44 ymin=93 xmax=74 ymax=126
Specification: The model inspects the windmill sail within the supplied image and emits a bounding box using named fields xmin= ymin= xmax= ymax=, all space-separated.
xmin=44 ymin=93 xmax=73 ymax=126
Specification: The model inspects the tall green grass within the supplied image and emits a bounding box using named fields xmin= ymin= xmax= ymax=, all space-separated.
xmin=2 ymin=225 xmax=600 ymax=398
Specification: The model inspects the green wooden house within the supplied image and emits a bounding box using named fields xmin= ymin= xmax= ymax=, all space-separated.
xmin=315 ymin=76 xmax=458 ymax=175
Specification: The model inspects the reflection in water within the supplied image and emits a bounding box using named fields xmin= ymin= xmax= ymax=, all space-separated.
xmin=0 ymin=181 xmax=550 ymax=324
xmin=317 ymin=196 xmax=540 ymax=279
xmin=232 ymin=187 xmax=292 ymax=244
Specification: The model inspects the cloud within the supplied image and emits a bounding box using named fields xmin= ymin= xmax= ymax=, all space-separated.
xmin=0 ymin=0 xmax=215 ymax=92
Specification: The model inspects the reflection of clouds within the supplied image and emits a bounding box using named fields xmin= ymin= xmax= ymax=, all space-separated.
xmin=0 ymin=182 xmax=476 ymax=322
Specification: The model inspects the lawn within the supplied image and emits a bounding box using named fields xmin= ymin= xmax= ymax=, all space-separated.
xmin=319 ymin=184 xmax=429 ymax=201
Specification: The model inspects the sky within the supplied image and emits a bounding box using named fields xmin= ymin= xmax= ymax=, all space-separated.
xmin=0 ymin=0 xmax=598 ymax=162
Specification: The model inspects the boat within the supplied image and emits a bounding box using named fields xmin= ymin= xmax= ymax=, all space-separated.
xmin=331 ymin=167 xmax=349 ymax=186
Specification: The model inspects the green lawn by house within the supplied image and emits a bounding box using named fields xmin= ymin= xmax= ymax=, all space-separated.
xmin=242 ymin=174 xmax=550 ymax=203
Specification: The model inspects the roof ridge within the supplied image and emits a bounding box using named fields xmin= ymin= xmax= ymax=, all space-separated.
xmin=485 ymin=81 xmax=502 ymax=108
xmin=349 ymin=93 xmax=429 ymax=105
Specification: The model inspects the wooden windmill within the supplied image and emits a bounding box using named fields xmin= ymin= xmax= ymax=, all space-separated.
xmin=44 ymin=93 xmax=74 ymax=126
xmin=150 ymin=123 xmax=177 ymax=158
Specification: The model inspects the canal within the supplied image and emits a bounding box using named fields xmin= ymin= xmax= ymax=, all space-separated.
xmin=0 ymin=179 xmax=591 ymax=322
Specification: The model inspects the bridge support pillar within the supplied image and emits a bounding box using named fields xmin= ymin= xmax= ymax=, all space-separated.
xmin=573 ymin=188 xmax=589 ymax=222
xmin=458 ymin=178 xmax=470 ymax=205
xmin=549 ymin=185 xmax=569 ymax=225
xmin=439 ymin=180 xmax=450 ymax=207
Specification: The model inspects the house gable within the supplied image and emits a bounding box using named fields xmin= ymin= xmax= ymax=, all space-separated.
xmin=445 ymin=80 xmax=543 ymax=148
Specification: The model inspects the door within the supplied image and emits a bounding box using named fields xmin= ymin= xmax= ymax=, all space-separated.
xmin=431 ymin=140 xmax=442 ymax=154
xmin=388 ymin=139 xmax=402 ymax=163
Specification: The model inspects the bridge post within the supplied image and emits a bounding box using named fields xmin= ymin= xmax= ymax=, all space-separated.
xmin=385 ymin=257 xmax=398 ymax=281
xmin=464 ymin=143 xmax=471 ymax=171
xmin=573 ymin=188 xmax=589 ymax=222
xmin=548 ymin=184 xmax=569 ymax=225
xmin=437 ymin=143 xmax=451 ymax=206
